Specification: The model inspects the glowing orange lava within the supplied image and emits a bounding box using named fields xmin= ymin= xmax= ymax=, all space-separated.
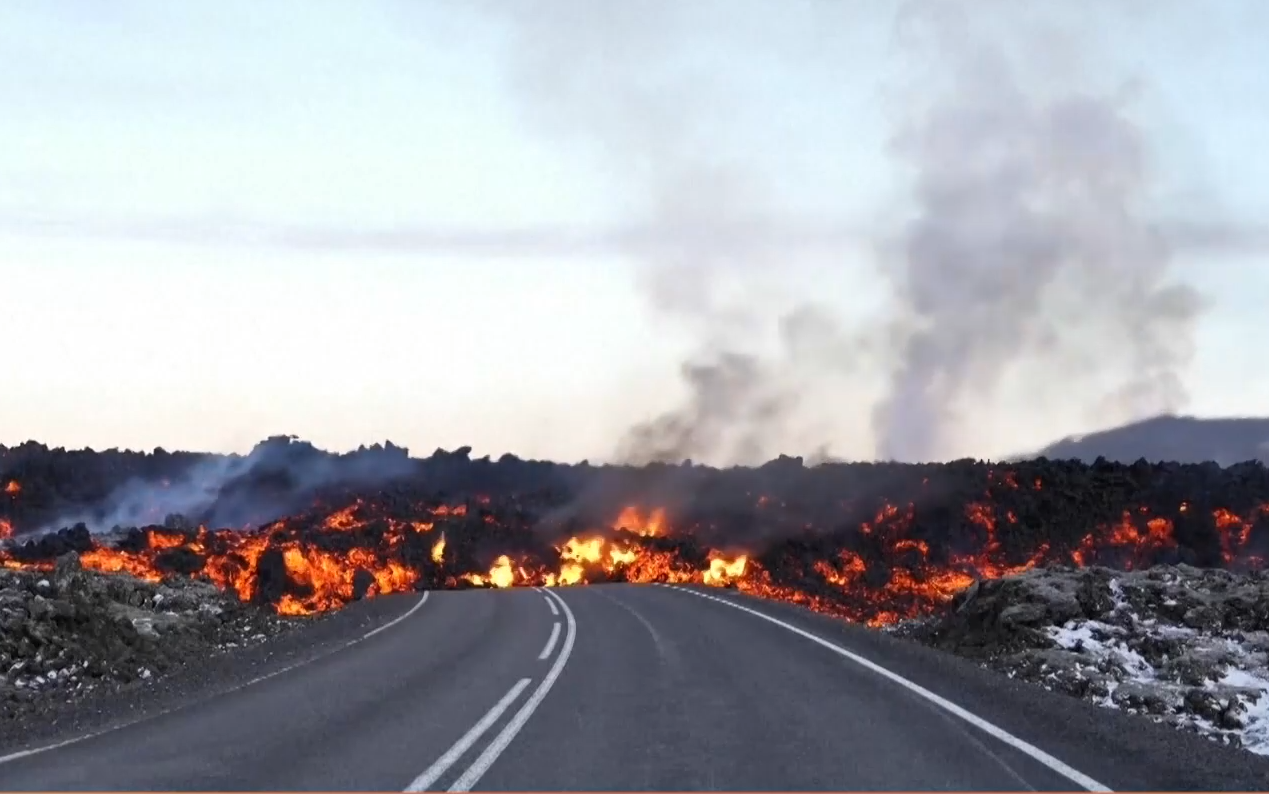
xmin=0 ymin=488 xmax=1262 ymax=626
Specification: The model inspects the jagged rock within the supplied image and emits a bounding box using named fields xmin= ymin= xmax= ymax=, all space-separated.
xmin=1182 ymin=606 xmax=1223 ymax=631
xmin=25 ymin=595 xmax=55 ymax=621
xmin=0 ymin=564 xmax=295 ymax=720
xmin=999 ymin=601 xmax=1051 ymax=626
xmin=1005 ymin=648 xmax=1115 ymax=699
xmin=154 ymin=547 xmax=205 ymax=576
xmin=153 ymin=580 xmax=221 ymax=612
xmin=252 ymin=548 xmax=288 ymax=606
xmin=1112 ymin=680 xmax=1182 ymax=714
xmin=1184 ymin=685 xmax=1261 ymax=730
xmin=1163 ymin=649 xmax=1234 ymax=686
xmin=351 ymin=569 xmax=375 ymax=601
xmin=893 ymin=564 xmax=1269 ymax=757
xmin=53 ymin=551 xmax=82 ymax=592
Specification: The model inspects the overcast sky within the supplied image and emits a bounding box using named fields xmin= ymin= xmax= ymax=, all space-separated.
xmin=2 ymin=0 xmax=1266 ymax=463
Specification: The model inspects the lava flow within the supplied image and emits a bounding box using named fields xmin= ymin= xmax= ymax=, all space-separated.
xmin=2 ymin=470 xmax=1267 ymax=628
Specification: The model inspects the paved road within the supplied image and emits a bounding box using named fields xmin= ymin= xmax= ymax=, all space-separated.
xmin=0 ymin=584 xmax=1265 ymax=791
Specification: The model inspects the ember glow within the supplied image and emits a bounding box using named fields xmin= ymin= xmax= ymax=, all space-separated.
xmin=1 ymin=481 xmax=1266 ymax=625
xmin=612 ymin=506 xmax=668 ymax=537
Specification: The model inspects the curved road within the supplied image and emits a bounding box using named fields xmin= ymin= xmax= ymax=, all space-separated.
xmin=0 ymin=584 xmax=1263 ymax=791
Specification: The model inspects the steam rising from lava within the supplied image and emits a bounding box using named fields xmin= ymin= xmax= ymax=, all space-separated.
xmin=45 ymin=436 xmax=414 ymax=535
xmin=474 ymin=0 xmax=1236 ymax=465
xmin=871 ymin=1 xmax=1203 ymax=462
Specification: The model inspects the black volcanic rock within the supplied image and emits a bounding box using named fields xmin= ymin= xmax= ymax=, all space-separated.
xmin=351 ymin=569 xmax=375 ymax=601
xmin=3 ymin=435 xmax=1269 ymax=580
xmin=252 ymin=549 xmax=289 ymax=606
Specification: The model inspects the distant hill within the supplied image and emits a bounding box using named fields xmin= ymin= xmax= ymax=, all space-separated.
xmin=1031 ymin=415 xmax=1269 ymax=465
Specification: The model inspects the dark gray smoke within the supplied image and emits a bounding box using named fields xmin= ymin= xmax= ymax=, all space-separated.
xmin=460 ymin=0 xmax=1237 ymax=464
xmin=44 ymin=436 xmax=414 ymax=534
xmin=614 ymin=352 xmax=791 ymax=466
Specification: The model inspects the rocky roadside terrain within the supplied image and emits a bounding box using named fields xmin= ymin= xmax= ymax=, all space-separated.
xmin=9 ymin=543 xmax=1269 ymax=765
xmin=890 ymin=564 xmax=1269 ymax=756
xmin=1 ymin=551 xmax=299 ymax=723
xmin=0 ymin=551 xmax=430 ymax=755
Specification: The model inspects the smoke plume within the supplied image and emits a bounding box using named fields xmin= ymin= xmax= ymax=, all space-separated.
xmin=467 ymin=0 xmax=1223 ymax=464
xmin=472 ymin=0 xmax=832 ymax=465
xmin=870 ymin=1 xmax=1204 ymax=461
xmin=45 ymin=436 xmax=415 ymax=535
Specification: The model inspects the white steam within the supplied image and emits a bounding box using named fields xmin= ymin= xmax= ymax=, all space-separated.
xmin=439 ymin=0 xmax=1236 ymax=463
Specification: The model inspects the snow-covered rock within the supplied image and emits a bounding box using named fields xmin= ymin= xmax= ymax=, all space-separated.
xmin=890 ymin=565 xmax=1269 ymax=755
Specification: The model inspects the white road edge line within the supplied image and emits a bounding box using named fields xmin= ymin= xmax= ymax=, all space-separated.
xmin=538 ymin=622 xmax=561 ymax=660
xmin=0 ymin=591 xmax=432 ymax=767
xmin=660 ymin=585 xmax=1112 ymax=794
xmin=446 ymin=588 xmax=577 ymax=792
xmin=360 ymin=591 xmax=430 ymax=641
xmin=404 ymin=677 xmax=533 ymax=792
xmin=544 ymin=593 xmax=559 ymax=615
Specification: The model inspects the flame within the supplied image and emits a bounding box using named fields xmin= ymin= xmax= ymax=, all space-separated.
xmin=557 ymin=562 xmax=585 ymax=586
xmin=489 ymin=556 xmax=515 ymax=588
xmin=1213 ymin=508 xmax=1254 ymax=564
xmin=78 ymin=547 xmax=165 ymax=583
xmin=560 ymin=536 xmax=605 ymax=564
xmin=203 ymin=532 xmax=270 ymax=603
xmin=147 ymin=529 xmax=187 ymax=549
xmin=548 ymin=531 xmax=698 ymax=586
xmin=0 ymin=482 xmax=1263 ymax=627
xmin=608 ymin=543 xmax=638 ymax=566
xmin=272 ymin=543 xmax=421 ymax=615
xmin=702 ymin=552 xmax=747 ymax=585
xmin=613 ymin=506 xmax=668 ymax=537
xmin=466 ymin=555 xmax=516 ymax=588
xmin=3 ymin=480 xmax=19 ymax=495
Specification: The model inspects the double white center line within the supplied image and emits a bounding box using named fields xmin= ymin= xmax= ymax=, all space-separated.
xmin=405 ymin=588 xmax=575 ymax=792
xmin=538 ymin=622 xmax=561 ymax=660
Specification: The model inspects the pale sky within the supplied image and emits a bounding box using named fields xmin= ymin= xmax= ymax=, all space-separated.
xmin=2 ymin=0 xmax=1267 ymax=463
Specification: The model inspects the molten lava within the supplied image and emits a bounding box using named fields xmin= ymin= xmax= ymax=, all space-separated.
xmin=612 ymin=506 xmax=668 ymax=536
xmin=0 ymin=482 xmax=1265 ymax=626
xmin=702 ymin=552 xmax=748 ymax=585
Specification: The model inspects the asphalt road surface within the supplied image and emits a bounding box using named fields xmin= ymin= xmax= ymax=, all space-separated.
xmin=1 ymin=584 xmax=1266 ymax=791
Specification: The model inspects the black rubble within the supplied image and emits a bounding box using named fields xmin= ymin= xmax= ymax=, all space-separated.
xmin=0 ymin=552 xmax=296 ymax=720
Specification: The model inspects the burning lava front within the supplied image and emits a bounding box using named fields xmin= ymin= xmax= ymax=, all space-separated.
xmin=2 ymin=476 xmax=1267 ymax=626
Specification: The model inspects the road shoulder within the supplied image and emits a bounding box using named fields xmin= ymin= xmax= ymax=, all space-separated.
xmin=0 ymin=591 xmax=427 ymax=755
xmin=670 ymin=584 xmax=1269 ymax=792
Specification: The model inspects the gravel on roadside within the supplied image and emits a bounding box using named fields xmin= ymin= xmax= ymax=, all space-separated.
xmin=0 ymin=553 xmax=427 ymax=754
